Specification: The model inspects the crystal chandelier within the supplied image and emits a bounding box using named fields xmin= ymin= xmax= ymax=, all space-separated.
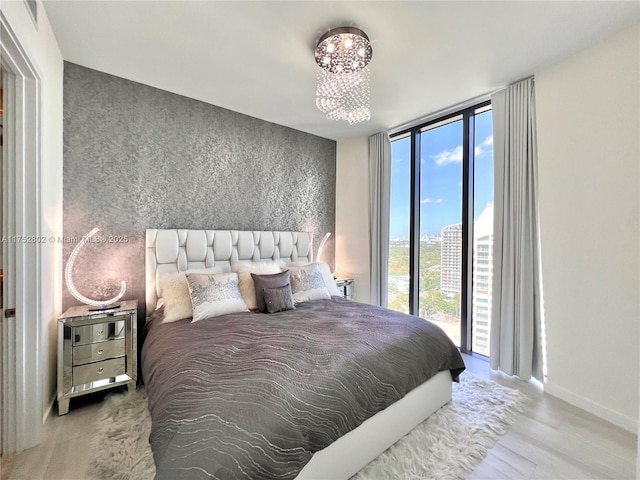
xmin=314 ymin=27 xmax=373 ymax=124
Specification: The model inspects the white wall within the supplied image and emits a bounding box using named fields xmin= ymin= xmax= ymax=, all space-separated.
xmin=1 ymin=0 xmax=64 ymax=423
xmin=335 ymin=136 xmax=371 ymax=304
xmin=536 ymin=22 xmax=639 ymax=432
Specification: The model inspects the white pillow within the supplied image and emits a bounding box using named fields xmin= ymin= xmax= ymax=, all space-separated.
xmin=289 ymin=264 xmax=331 ymax=303
xmin=315 ymin=262 xmax=341 ymax=297
xmin=288 ymin=261 xmax=341 ymax=297
xmin=232 ymin=262 xmax=282 ymax=310
xmin=186 ymin=272 xmax=248 ymax=322
xmin=157 ymin=267 xmax=223 ymax=323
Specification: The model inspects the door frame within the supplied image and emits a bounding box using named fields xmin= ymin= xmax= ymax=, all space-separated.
xmin=1 ymin=11 xmax=43 ymax=453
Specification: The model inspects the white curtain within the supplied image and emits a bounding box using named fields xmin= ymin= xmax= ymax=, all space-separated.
xmin=490 ymin=77 xmax=544 ymax=381
xmin=369 ymin=132 xmax=391 ymax=307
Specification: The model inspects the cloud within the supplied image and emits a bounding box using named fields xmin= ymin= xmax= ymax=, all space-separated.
xmin=430 ymin=136 xmax=493 ymax=166
xmin=475 ymin=135 xmax=494 ymax=158
xmin=433 ymin=145 xmax=463 ymax=166
xmin=421 ymin=198 xmax=443 ymax=204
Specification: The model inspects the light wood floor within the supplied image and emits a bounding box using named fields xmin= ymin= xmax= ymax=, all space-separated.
xmin=4 ymin=353 xmax=637 ymax=479
xmin=464 ymin=355 xmax=636 ymax=479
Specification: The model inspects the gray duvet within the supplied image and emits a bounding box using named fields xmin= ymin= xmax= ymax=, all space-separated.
xmin=141 ymin=297 xmax=465 ymax=480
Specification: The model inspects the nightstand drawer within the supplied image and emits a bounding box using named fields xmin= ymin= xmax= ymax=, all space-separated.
xmin=73 ymin=339 xmax=126 ymax=366
xmin=73 ymin=318 xmax=126 ymax=345
xmin=73 ymin=357 xmax=126 ymax=386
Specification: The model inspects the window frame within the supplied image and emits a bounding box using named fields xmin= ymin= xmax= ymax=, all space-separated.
xmin=390 ymin=100 xmax=491 ymax=355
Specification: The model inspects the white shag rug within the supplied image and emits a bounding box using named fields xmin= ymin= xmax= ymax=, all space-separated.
xmin=88 ymin=373 xmax=527 ymax=480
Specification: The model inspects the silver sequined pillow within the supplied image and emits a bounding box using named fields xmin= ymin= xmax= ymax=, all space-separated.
xmin=289 ymin=264 xmax=331 ymax=303
xmin=157 ymin=267 xmax=225 ymax=323
xmin=185 ymin=272 xmax=248 ymax=322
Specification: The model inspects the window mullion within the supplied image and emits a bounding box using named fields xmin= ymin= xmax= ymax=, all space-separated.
xmin=408 ymin=130 xmax=421 ymax=316
xmin=409 ymin=130 xmax=420 ymax=315
xmin=461 ymin=110 xmax=475 ymax=353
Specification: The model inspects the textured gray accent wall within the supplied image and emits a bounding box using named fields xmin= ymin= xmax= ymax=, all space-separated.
xmin=63 ymin=63 xmax=336 ymax=318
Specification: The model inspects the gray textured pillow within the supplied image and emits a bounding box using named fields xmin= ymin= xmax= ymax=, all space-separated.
xmin=263 ymin=284 xmax=295 ymax=314
xmin=251 ymin=270 xmax=291 ymax=312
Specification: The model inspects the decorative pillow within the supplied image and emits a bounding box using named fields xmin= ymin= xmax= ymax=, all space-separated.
xmin=251 ymin=270 xmax=291 ymax=312
xmin=315 ymin=262 xmax=341 ymax=297
xmin=288 ymin=261 xmax=341 ymax=297
xmin=289 ymin=264 xmax=331 ymax=303
xmin=263 ymin=284 xmax=295 ymax=314
xmin=185 ymin=272 xmax=248 ymax=322
xmin=158 ymin=267 xmax=224 ymax=323
xmin=232 ymin=262 xmax=282 ymax=310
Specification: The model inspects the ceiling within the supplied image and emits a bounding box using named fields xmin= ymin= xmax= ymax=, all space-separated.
xmin=43 ymin=1 xmax=639 ymax=141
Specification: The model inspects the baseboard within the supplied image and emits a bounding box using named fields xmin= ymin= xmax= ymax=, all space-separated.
xmin=42 ymin=393 xmax=56 ymax=424
xmin=544 ymin=381 xmax=637 ymax=434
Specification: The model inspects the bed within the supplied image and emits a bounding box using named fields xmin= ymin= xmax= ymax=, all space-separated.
xmin=142 ymin=229 xmax=465 ymax=479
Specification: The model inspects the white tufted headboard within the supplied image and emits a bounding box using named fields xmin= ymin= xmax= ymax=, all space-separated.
xmin=145 ymin=229 xmax=313 ymax=315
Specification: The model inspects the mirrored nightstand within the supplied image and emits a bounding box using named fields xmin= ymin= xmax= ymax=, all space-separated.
xmin=57 ymin=300 xmax=137 ymax=415
xmin=335 ymin=278 xmax=355 ymax=300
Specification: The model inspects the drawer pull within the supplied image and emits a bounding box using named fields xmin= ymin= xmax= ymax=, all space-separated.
xmin=97 ymin=367 xmax=104 ymax=373
xmin=97 ymin=330 xmax=104 ymax=336
xmin=97 ymin=349 xmax=104 ymax=355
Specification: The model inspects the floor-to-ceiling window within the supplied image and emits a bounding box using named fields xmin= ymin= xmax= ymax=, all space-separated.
xmin=388 ymin=102 xmax=494 ymax=355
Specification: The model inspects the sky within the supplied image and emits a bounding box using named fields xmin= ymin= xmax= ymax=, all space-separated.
xmin=389 ymin=109 xmax=494 ymax=238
